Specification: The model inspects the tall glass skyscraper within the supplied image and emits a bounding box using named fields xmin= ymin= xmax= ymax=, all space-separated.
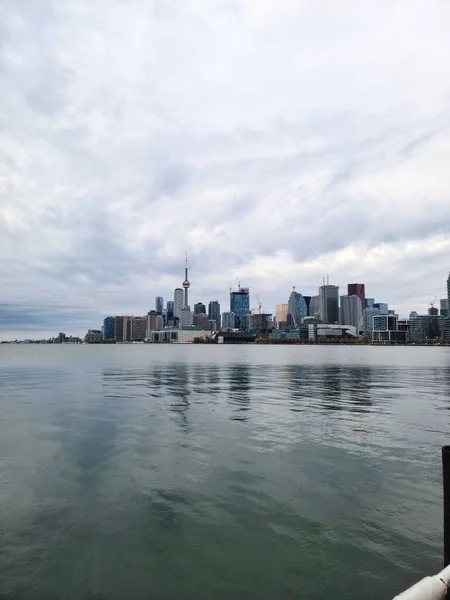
xmin=319 ymin=284 xmax=339 ymax=324
xmin=208 ymin=301 xmax=221 ymax=328
xmin=155 ymin=296 xmax=164 ymax=314
xmin=230 ymin=287 xmax=250 ymax=330
xmin=287 ymin=287 xmax=308 ymax=326
xmin=103 ymin=316 xmax=114 ymax=340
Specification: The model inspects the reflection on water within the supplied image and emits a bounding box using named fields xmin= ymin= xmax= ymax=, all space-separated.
xmin=0 ymin=346 xmax=449 ymax=600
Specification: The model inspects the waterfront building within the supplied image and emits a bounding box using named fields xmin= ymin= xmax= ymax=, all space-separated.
xmin=309 ymin=295 xmax=320 ymax=318
xmin=146 ymin=310 xmax=163 ymax=338
xmin=340 ymin=295 xmax=361 ymax=331
xmin=155 ymin=296 xmax=164 ymax=314
xmin=174 ymin=288 xmax=183 ymax=318
xmin=275 ymin=304 xmax=288 ymax=328
xmin=194 ymin=302 xmax=206 ymax=315
xmin=409 ymin=314 xmax=447 ymax=342
xmin=287 ymin=287 xmax=308 ymax=326
xmin=151 ymin=329 xmax=211 ymax=344
xmin=124 ymin=316 xmax=147 ymax=341
xmin=372 ymin=315 xmax=405 ymax=343
xmin=84 ymin=329 xmax=103 ymax=343
xmin=347 ymin=283 xmax=366 ymax=311
xmin=308 ymin=323 xmax=357 ymax=341
xmin=193 ymin=313 xmax=209 ymax=329
xmin=441 ymin=299 xmax=449 ymax=318
xmin=319 ymin=284 xmax=339 ymax=324
xmin=230 ymin=286 xmax=250 ymax=330
xmin=222 ymin=311 xmax=236 ymax=329
xmin=103 ymin=316 xmax=114 ymax=340
xmin=114 ymin=316 xmax=124 ymax=342
xmin=208 ymin=301 xmax=221 ymax=329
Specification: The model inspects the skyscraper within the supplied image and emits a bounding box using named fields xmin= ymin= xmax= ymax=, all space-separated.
xmin=309 ymin=295 xmax=320 ymax=317
xmin=166 ymin=301 xmax=174 ymax=321
xmin=275 ymin=304 xmax=288 ymax=328
xmin=287 ymin=287 xmax=308 ymax=326
xmin=347 ymin=283 xmax=366 ymax=311
xmin=103 ymin=316 xmax=114 ymax=340
xmin=447 ymin=272 xmax=450 ymax=306
xmin=222 ymin=311 xmax=236 ymax=329
xmin=208 ymin=301 xmax=221 ymax=329
xmin=319 ymin=283 xmax=339 ymax=324
xmin=194 ymin=302 xmax=206 ymax=315
xmin=441 ymin=298 xmax=449 ymax=318
xmin=174 ymin=288 xmax=183 ymax=318
xmin=340 ymin=295 xmax=361 ymax=330
xmin=230 ymin=286 xmax=250 ymax=330
xmin=155 ymin=296 xmax=164 ymax=314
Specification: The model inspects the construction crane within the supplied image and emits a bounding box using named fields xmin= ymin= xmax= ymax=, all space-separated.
xmin=430 ymin=296 xmax=437 ymax=308
xmin=255 ymin=294 xmax=262 ymax=314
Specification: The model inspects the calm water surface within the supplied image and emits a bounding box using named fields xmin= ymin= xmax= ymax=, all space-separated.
xmin=0 ymin=344 xmax=450 ymax=599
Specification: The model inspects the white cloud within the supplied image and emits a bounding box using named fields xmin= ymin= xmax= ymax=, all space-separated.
xmin=1 ymin=0 xmax=450 ymax=338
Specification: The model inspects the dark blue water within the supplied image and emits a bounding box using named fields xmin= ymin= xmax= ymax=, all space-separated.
xmin=0 ymin=344 xmax=449 ymax=599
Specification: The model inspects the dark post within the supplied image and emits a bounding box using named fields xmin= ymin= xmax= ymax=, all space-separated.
xmin=442 ymin=446 xmax=450 ymax=568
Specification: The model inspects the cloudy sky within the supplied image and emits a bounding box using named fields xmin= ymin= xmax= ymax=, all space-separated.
xmin=1 ymin=0 xmax=450 ymax=339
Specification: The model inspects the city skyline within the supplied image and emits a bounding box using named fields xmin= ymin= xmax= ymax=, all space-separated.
xmin=1 ymin=1 xmax=450 ymax=340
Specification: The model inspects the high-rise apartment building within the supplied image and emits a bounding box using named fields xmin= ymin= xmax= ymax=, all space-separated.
xmin=194 ymin=302 xmax=206 ymax=315
xmin=319 ymin=284 xmax=339 ymax=324
xmin=146 ymin=311 xmax=163 ymax=338
xmin=230 ymin=286 xmax=250 ymax=330
xmin=287 ymin=287 xmax=308 ymax=326
xmin=180 ymin=308 xmax=193 ymax=328
xmin=103 ymin=316 xmax=114 ymax=340
xmin=114 ymin=316 xmax=124 ymax=342
xmin=275 ymin=304 xmax=288 ymax=328
xmin=174 ymin=288 xmax=183 ymax=318
xmin=208 ymin=301 xmax=221 ymax=329
xmin=155 ymin=296 xmax=164 ymax=314
xmin=222 ymin=311 xmax=236 ymax=329
xmin=347 ymin=283 xmax=366 ymax=311
xmin=340 ymin=295 xmax=361 ymax=330
xmin=441 ymin=298 xmax=449 ymax=318
xmin=123 ymin=316 xmax=147 ymax=341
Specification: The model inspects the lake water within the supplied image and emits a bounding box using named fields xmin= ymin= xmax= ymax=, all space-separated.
xmin=0 ymin=344 xmax=449 ymax=599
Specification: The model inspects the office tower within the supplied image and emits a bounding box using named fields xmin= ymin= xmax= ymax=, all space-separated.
xmin=230 ymin=286 xmax=250 ymax=330
xmin=303 ymin=296 xmax=311 ymax=316
xmin=287 ymin=287 xmax=308 ymax=326
xmin=340 ymin=295 xmax=361 ymax=330
xmin=103 ymin=316 xmax=114 ymax=340
xmin=373 ymin=302 xmax=388 ymax=314
xmin=208 ymin=301 xmax=221 ymax=329
xmin=440 ymin=299 xmax=449 ymax=318
xmin=222 ymin=311 xmax=236 ymax=329
xmin=319 ymin=283 xmax=339 ymax=324
xmin=347 ymin=283 xmax=366 ymax=311
xmin=194 ymin=302 xmax=206 ymax=315
xmin=309 ymin=295 xmax=320 ymax=317
xmin=365 ymin=298 xmax=375 ymax=308
xmin=275 ymin=304 xmax=288 ymax=328
xmin=155 ymin=296 xmax=164 ymax=314
xmin=363 ymin=307 xmax=381 ymax=337
xmin=114 ymin=316 xmax=124 ymax=342
xmin=166 ymin=301 xmax=174 ymax=321
xmin=193 ymin=313 xmax=209 ymax=329
xmin=174 ymin=288 xmax=183 ymax=318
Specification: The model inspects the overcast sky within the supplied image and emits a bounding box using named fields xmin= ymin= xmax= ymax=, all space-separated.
xmin=1 ymin=0 xmax=450 ymax=339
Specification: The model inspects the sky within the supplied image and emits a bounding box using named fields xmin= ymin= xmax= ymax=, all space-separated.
xmin=1 ymin=0 xmax=450 ymax=340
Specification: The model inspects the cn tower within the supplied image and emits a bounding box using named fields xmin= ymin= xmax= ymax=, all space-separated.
xmin=182 ymin=251 xmax=190 ymax=308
